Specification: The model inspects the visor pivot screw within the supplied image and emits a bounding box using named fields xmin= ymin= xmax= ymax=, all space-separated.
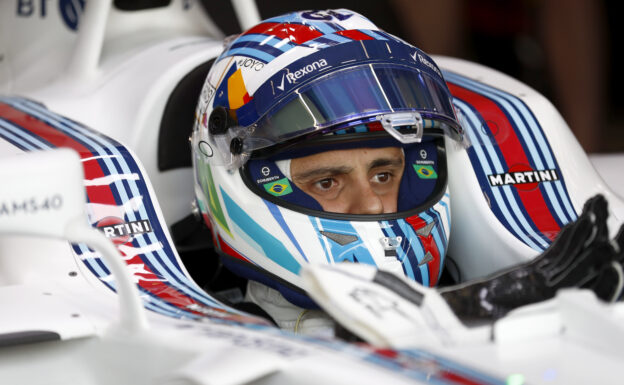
xmin=209 ymin=106 xmax=235 ymax=135
xmin=230 ymin=137 xmax=243 ymax=154
xmin=190 ymin=200 xmax=201 ymax=221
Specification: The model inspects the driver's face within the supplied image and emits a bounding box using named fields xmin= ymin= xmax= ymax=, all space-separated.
xmin=290 ymin=147 xmax=405 ymax=214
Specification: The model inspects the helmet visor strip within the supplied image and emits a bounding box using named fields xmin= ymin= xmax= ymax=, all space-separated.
xmin=240 ymin=63 xmax=461 ymax=155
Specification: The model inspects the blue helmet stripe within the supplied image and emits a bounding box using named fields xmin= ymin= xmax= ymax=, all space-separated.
xmin=264 ymin=200 xmax=309 ymax=262
xmin=396 ymin=218 xmax=430 ymax=286
xmin=221 ymin=188 xmax=301 ymax=274
xmin=230 ymin=38 xmax=295 ymax=55
xmin=309 ymin=216 xmax=333 ymax=263
xmin=316 ymin=218 xmax=376 ymax=264
xmin=361 ymin=29 xmax=388 ymax=41
xmin=422 ymin=209 xmax=446 ymax=258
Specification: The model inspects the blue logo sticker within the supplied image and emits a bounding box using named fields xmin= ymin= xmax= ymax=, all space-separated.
xmin=59 ymin=0 xmax=85 ymax=31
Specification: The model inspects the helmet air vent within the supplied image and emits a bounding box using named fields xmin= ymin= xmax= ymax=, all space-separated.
xmin=320 ymin=231 xmax=359 ymax=246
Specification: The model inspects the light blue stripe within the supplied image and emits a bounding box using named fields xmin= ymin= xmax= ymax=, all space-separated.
xmin=548 ymin=180 xmax=575 ymax=223
xmin=222 ymin=47 xmax=275 ymax=63
xmin=304 ymin=37 xmax=337 ymax=48
xmin=396 ymin=219 xmax=428 ymax=286
xmin=309 ymin=217 xmax=333 ymax=263
xmin=457 ymin=97 xmax=549 ymax=248
xmin=454 ymin=99 xmax=544 ymax=250
xmin=456 ymin=73 xmax=577 ymax=222
xmin=233 ymin=34 xmax=294 ymax=53
xmin=264 ymin=201 xmax=308 ymax=262
xmin=456 ymin=73 xmax=577 ymax=219
xmin=446 ymin=72 xmax=549 ymax=169
xmin=0 ymin=127 xmax=37 ymax=150
xmin=445 ymin=72 xmax=577 ymax=223
xmin=502 ymin=184 xmax=550 ymax=245
xmin=142 ymin=292 xmax=199 ymax=318
xmin=76 ymin=244 xmax=110 ymax=277
xmin=439 ymin=194 xmax=451 ymax=238
xmin=144 ymin=301 xmax=191 ymax=319
xmin=326 ymin=22 xmax=345 ymax=32
xmin=422 ymin=210 xmax=446 ymax=257
xmin=432 ymin=212 xmax=447 ymax=259
xmin=222 ymin=188 xmax=301 ymax=275
xmin=455 ymin=99 xmax=546 ymax=248
xmin=234 ymin=34 xmax=279 ymax=44
xmin=374 ymin=30 xmax=409 ymax=45
xmin=451 ymin=72 xmax=576 ymax=224
xmin=317 ymin=218 xmax=376 ymax=265
xmin=431 ymin=203 xmax=449 ymax=248
xmin=428 ymin=207 xmax=448 ymax=282
xmin=0 ymin=124 xmax=44 ymax=150
xmin=9 ymin=98 xmax=227 ymax=308
xmin=263 ymin=14 xmax=303 ymax=24
xmin=309 ymin=21 xmax=337 ymax=35
xmin=320 ymin=33 xmax=351 ymax=43
xmin=76 ymin=244 xmax=197 ymax=318
xmin=353 ymin=124 xmax=367 ymax=133
xmin=0 ymin=119 xmax=52 ymax=149
xmin=361 ymin=29 xmax=387 ymax=41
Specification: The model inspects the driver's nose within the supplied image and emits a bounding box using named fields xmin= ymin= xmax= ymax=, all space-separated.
xmin=347 ymin=182 xmax=384 ymax=215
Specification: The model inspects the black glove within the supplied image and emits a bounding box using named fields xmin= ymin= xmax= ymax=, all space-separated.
xmin=589 ymin=223 xmax=624 ymax=301
xmin=439 ymin=195 xmax=621 ymax=322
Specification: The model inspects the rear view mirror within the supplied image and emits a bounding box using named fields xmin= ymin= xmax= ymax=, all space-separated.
xmin=0 ymin=149 xmax=147 ymax=332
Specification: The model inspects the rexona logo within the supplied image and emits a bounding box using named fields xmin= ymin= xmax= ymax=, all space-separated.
xmin=277 ymin=59 xmax=329 ymax=91
xmin=0 ymin=195 xmax=63 ymax=217
xmin=96 ymin=217 xmax=152 ymax=245
xmin=488 ymin=166 xmax=559 ymax=191
xmin=415 ymin=52 xmax=442 ymax=78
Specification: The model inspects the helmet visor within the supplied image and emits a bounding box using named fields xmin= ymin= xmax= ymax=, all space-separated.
xmin=242 ymin=63 xmax=461 ymax=152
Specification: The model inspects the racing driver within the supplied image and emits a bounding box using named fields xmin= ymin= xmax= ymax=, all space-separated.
xmin=190 ymin=9 xmax=624 ymax=335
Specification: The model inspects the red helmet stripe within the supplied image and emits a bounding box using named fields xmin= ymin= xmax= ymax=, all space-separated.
xmin=242 ymin=22 xmax=323 ymax=44
xmin=335 ymin=29 xmax=375 ymax=41
xmin=405 ymin=215 xmax=441 ymax=286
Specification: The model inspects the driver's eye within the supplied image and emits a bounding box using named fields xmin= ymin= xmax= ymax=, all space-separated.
xmin=371 ymin=172 xmax=393 ymax=184
xmin=317 ymin=178 xmax=334 ymax=190
xmin=376 ymin=172 xmax=390 ymax=183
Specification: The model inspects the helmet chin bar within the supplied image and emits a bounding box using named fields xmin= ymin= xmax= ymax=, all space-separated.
xmin=377 ymin=112 xmax=424 ymax=143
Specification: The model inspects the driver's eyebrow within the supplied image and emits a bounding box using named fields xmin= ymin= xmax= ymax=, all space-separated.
xmin=292 ymin=166 xmax=353 ymax=182
xmin=368 ymin=157 xmax=404 ymax=171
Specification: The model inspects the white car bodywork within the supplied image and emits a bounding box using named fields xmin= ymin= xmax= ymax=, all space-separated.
xmin=1 ymin=1 xmax=624 ymax=384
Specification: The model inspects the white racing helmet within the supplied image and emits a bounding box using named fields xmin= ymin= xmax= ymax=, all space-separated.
xmin=191 ymin=9 xmax=463 ymax=307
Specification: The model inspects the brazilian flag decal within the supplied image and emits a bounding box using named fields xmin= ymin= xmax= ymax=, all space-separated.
xmin=264 ymin=178 xmax=293 ymax=196
xmin=413 ymin=164 xmax=438 ymax=179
